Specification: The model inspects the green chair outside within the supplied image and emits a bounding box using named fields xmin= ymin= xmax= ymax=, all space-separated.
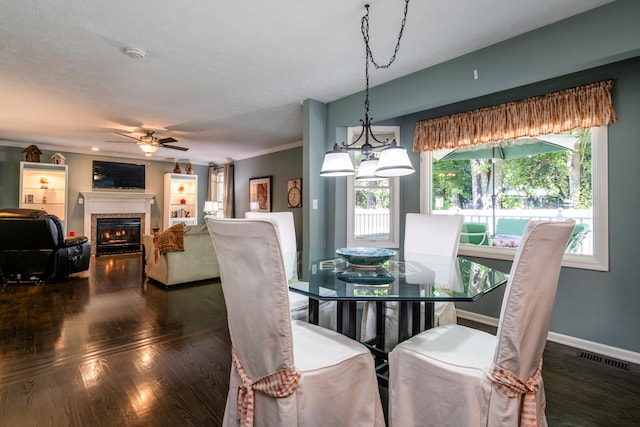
xmin=460 ymin=222 xmax=490 ymax=245
xmin=566 ymin=223 xmax=590 ymax=253
xmin=495 ymin=218 xmax=530 ymax=236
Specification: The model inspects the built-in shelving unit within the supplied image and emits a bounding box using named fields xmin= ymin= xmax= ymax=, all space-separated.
xmin=19 ymin=161 xmax=69 ymax=234
xmin=163 ymin=173 xmax=198 ymax=229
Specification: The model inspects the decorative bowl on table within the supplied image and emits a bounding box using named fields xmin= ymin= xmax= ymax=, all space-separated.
xmin=335 ymin=247 xmax=396 ymax=268
xmin=337 ymin=267 xmax=395 ymax=285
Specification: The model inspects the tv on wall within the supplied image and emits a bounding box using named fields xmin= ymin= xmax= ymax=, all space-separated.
xmin=92 ymin=161 xmax=146 ymax=190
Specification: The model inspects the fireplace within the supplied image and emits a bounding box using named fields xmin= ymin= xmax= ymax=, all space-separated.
xmin=80 ymin=192 xmax=155 ymax=255
xmin=95 ymin=217 xmax=142 ymax=256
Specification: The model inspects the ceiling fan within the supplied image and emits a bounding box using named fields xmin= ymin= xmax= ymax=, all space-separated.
xmin=110 ymin=130 xmax=188 ymax=156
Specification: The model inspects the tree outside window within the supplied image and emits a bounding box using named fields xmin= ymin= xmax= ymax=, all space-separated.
xmin=430 ymin=127 xmax=603 ymax=263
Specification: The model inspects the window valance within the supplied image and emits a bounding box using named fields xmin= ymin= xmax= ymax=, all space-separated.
xmin=413 ymin=80 xmax=617 ymax=152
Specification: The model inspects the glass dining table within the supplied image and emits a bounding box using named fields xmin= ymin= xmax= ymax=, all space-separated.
xmin=290 ymin=250 xmax=509 ymax=346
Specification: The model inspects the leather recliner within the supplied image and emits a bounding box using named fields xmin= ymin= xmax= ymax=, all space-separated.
xmin=0 ymin=208 xmax=91 ymax=283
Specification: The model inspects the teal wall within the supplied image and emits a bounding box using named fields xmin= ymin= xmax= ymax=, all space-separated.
xmin=233 ymin=147 xmax=304 ymax=249
xmin=303 ymin=99 xmax=332 ymax=251
xmin=304 ymin=0 xmax=640 ymax=353
xmin=0 ymin=146 xmax=209 ymax=234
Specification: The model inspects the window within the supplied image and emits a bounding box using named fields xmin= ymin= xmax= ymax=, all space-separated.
xmin=347 ymin=126 xmax=401 ymax=248
xmin=422 ymin=126 xmax=608 ymax=270
xmin=208 ymin=167 xmax=226 ymax=217
xmin=216 ymin=170 xmax=225 ymax=203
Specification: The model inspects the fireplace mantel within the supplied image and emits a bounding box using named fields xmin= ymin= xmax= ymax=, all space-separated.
xmin=80 ymin=192 xmax=156 ymax=240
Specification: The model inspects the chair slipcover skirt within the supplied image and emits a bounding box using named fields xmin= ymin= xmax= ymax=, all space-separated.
xmin=389 ymin=324 xmax=496 ymax=426
xmin=225 ymin=320 xmax=384 ymax=427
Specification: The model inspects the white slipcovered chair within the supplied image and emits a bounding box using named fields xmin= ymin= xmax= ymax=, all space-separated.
xmin=388 ymin=219 xmax=575 ymax=427
xmin=362 ymin=213 xmax=463 ymax=350
xmin=206 ymin=218 xmax=385 ymax=426
xmin=244 ymin=211 xmax=336 ymax=330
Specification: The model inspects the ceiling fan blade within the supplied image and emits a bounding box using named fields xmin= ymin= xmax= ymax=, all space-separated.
xmin=106 ymin=140 xmax=134 ymax=143
xmin=115 ymin=132 xmax=140 ymax=141
xmin=161 ymin=144 xmax=189 ymax=151
xmin=158 ymin=137 xmax=177 ymax=144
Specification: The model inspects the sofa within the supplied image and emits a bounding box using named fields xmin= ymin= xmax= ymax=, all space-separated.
xmin=0 ymin=208 xmax=91 ymax=283
xmin=143 ymin=224 xmax=220 ymax=286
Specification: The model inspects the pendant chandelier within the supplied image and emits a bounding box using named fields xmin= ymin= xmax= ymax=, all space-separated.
xmin=320 ymin=1 xmax=414 ymax=178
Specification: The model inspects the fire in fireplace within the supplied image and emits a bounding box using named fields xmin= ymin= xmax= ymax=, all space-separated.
xmin=96 ymin=217 xmax=142 ymax=256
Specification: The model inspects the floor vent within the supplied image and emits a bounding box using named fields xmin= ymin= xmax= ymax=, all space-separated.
xmin=578 ymin=351 xmax=630 ymax=371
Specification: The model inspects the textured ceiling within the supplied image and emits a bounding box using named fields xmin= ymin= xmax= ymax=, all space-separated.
xmin=0 ymin=0 xmax=613 ymax=165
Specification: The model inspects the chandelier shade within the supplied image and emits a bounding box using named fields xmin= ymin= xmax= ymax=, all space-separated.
xmin=375 ymin=143 xmax=415 ymax=177
xmin=320 ymin=145 xmax=356 ymax=177
xmin=355 ymin=156 xmax=381 ymax=181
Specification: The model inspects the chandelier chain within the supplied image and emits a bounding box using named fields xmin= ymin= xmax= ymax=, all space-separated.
xmin=361 ymin=0 xmax=410 ymax=71
xmin=361 ymin=1 xmax=410 ymax=122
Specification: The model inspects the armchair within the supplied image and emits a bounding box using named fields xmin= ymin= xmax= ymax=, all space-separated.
xmin=0 ymin=208 xmax=91 ymax=283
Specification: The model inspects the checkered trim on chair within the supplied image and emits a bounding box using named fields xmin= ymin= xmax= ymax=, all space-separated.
xmin=232 ymin=346 xmax=301 ymax=427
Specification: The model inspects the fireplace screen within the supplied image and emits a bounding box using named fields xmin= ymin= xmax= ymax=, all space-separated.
xmin=96 ymin=217 xmax=141 ymax=256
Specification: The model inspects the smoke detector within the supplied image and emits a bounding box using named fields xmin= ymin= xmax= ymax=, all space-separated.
xmin=124 ymin=47 xmax=146 ymax=59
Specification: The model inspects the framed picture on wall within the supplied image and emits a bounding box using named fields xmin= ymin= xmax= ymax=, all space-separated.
xmin=287 ymin=178 xmax=302 ymax=208
xmin=249 ymin=176 xmax=272 ymax=212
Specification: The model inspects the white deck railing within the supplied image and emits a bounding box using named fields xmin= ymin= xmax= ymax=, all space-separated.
xmin=354 ymin=208 xmax=593 ymax=254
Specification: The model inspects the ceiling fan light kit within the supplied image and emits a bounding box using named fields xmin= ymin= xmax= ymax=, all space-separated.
xmin=137 ymin=141 xmax=159 ymax=155
xmin=320 ymin=1 xmax=415 ymax=179
xmin=110 ymin=129 xmax=187 ymax=156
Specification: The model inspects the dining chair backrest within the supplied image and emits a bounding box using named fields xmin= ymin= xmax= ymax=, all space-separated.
xmin=245 ymin=211 xmax=298 ymax=282
xmin=494 ymin=219 xmax=574 ymax=380
xmin=404 ymin=213 xmax=463 ymax=257
xmin=206 ymin=217 xmax=295 ymax=380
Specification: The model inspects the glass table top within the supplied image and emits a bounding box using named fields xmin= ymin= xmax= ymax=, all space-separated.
xmin=290 ymin=250 xmax=509 ymax=302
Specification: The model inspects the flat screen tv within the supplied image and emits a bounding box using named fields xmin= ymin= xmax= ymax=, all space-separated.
xmin=92 ymin=161 xmax=146 ymax=190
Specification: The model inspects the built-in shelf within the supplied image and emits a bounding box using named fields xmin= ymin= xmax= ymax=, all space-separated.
xmin=20 ymin=161 xmax=68 ymax=234
xmin=164 ymin=173 xmax=198 ymax=229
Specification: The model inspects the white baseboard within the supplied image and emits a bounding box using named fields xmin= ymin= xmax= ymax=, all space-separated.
xmin=457 ymin=309 xmax=640 ymax=366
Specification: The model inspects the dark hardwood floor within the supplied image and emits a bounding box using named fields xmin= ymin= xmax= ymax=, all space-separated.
xmin=0 ymin=254 xmax=231 ymax=426
xmin=1 ymin=254 xmax=638 ymax=426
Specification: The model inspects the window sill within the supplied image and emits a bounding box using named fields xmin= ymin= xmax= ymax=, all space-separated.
xmin=458 ymin=244 xmax=608 ymax=271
